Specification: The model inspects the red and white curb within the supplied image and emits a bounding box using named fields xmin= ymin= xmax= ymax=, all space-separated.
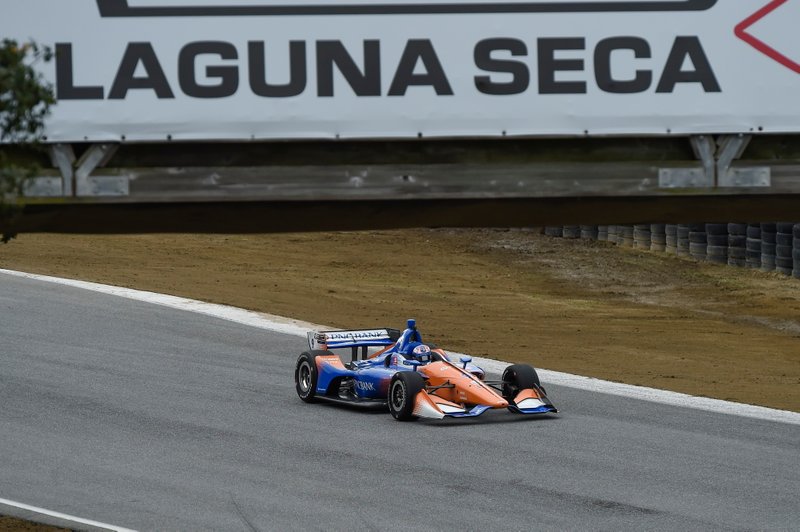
xmin=2 ymin=268 xmax=798 ymax=426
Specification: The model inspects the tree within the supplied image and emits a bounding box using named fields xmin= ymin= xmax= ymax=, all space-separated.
xmin=0 ymin=39 xmax=55 ymax=243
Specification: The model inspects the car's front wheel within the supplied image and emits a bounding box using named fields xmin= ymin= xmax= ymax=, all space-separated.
xmin=388 ymin=371 xmax=425 ymax=421
xmin=295 ymin=351 xmax=320 ymax=403
xmin=501 ymin=363 xmax=542 ymax=400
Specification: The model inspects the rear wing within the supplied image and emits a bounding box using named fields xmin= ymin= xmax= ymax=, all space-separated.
xmin=308 ymin=328 xmax=401 ymax=351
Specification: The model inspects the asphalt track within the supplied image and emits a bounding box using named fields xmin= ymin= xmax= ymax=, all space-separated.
xmin=1 ymin=274 xmax=798 ymax=531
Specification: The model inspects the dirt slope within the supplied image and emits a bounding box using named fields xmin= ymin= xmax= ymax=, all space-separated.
xmin=1 ymin=229 xmax=798 ymax=411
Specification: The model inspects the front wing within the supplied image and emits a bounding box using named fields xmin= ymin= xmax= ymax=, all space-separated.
xmin=412 ymin=386 xmax=557 ymax=420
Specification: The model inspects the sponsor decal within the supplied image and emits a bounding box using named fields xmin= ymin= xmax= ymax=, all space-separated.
xmin=355 ymin=380 xmax=376 ymax=391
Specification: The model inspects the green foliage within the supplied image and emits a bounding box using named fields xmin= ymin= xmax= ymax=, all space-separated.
xmin=0 ymin=38 xmax=55 ymax=242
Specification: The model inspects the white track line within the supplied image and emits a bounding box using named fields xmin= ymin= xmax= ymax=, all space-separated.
xmin=2 ymin=268 xmax=798 ymax=426
xmin=0 ymin=496 xmax=137 ymax=532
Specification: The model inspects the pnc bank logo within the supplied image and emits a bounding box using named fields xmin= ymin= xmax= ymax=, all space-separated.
xmin=95 ymin=0 xmax=717 ymax=17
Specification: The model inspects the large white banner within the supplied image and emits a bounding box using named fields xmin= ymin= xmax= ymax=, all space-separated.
xmin=3 ymin=0 xmax=799 ymax=142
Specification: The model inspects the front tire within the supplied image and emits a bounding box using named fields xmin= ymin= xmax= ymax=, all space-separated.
xmin=295 ymin=351 xmax=321 ymax=403
xmin=388 ymin=371 xmax=425 ymax=421
xmin=501 ymin=364 xmax=542 ymax=400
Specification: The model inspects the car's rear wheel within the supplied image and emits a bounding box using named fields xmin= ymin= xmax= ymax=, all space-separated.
xmin=501 ymin=364 xmax=542 ymax=400
xmin=388 ymin=371 xmax=425 ymax=421
xmin=295 ymin=351 xmax=320 ymax=403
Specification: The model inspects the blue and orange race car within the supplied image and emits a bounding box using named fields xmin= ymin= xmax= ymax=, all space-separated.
xmin=294 ymin=319 xmax=557 ymax=421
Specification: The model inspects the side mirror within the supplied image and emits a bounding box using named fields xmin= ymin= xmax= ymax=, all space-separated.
xmin=404 ymin=359 xmax=422 ymax=371
xmin=460 ymin=356 xmax=472 ymax=369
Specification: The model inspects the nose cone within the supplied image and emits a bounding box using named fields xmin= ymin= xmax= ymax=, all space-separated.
xmin=463 ymin=379 xmax=508 ymax=408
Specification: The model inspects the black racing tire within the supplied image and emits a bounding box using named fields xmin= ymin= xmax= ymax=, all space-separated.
xmin=776 ymin=222 xmax=795 ymax=234
xmin=747 ymin=225 xmax=761 ymax=239
xmin=388 ymin=371 xmax=426 ymax=421
xmin=501 ymin=364 xmax=542 ymax=400
xmin=295 ymin=350 xmax=327 ymax=403
xmin=794 ymin=224 xmax=800 ymax=238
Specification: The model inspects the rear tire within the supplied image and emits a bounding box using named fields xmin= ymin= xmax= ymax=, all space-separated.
xmin=388 ymin=371 xmax=425 ymax=421
xmin=295 ymin=351 xmax=323 ymax=403
xmin=502 ymin=364 xmax=542 ymax=400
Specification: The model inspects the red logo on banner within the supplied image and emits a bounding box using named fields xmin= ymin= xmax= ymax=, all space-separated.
xmin=735 ymin=0 xmax=800 ymax=74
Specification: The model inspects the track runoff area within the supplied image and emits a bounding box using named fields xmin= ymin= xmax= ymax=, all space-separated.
xmin=1 ymin=267 xmax=797 ymax=529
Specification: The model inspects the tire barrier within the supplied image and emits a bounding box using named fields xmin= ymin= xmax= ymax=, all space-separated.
xmin=665 ymin=224 xmax=678 ymax=254
xmin=776 ymin=222 xmax=794 ymax=275
xmin=650 ymin=224 xmax=666 ymax=252
xmin=746 ymin=223 xmax=761 ymax=269
xmin=563 ymin=225 xmax=581 ymax=239
xmin=581 ymin=225 xmax=599 ymax=240
xmin=619 ymin=225 xmax=635 ymax=248
xmin=540 ymin=219 xmax=796 ymax=280
xmin=727 ymin=223 xmax=747 ymax=268
xmin=607 ymin=225 xmax=618 ymax=244
xmin=689 ymin=223 xmax=707 ymax=261
xmin=794 ymin=224 xmax=800 ymax=280
xmin=761 ymin=223 xmax=777 ymax=272
xmin=705 ymin=223 xmax=728 ymax=265
xmin=634 ymin=224 xmax=651 ymax=250
xmin=677 ymin=224 xmax=690 ymax=257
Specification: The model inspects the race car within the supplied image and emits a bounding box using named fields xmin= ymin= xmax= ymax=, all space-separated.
xmin=294 ymin=319 xmax=557 ymax=421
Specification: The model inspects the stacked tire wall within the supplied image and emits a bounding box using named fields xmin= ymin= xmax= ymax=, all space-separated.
xmin=776 ymin=223 xmax=794 ymax=276
xmin=794 ymin=224 xmax=800 ymax=280
xmin=706 ymin=223 xmax=728 ymax=265
xmin=761 ymin=223 xmax=776 ymax=272
xmin=542 ymin=220 xmax=800 ymax=280
xmin=746 ymin=224 xmax=761 ymax=269
xmin=792 ymin=224 xmax=800 ymax=279
xmin=727 ymin=223 xmax=747 ymax=268
xmin=689 ymin=224 xmax=707 ymax=261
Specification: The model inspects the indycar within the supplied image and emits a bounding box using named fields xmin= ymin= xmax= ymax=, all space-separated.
xmin=294 ymin=319 xmax=557 ymax=421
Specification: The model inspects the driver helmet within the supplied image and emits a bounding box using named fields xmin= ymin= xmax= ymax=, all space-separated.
xmin=405 ymin=342 xmax=432 ymax=363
